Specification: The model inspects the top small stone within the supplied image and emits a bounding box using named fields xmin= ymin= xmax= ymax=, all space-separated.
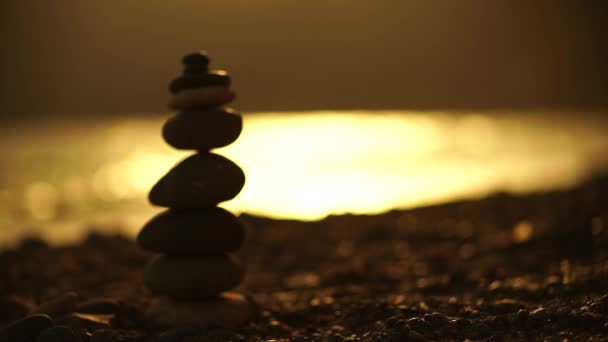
xmin=182 ymin=51 xmax=210 ymax=66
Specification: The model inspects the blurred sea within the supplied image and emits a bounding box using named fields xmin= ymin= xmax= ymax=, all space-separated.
xmin=1 ymin=110 xmax=607 ymax=245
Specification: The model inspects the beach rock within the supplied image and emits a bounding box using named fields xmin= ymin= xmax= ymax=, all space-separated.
xmin=35 ymin=325 xmax=80 ymax=342
xmin=162 ymin=108 xmax=242 ymax=150
xmin=0 ymin=314 xmax=53 ymax=341
xmin=169 ymin=71 xmax=231 ymax=94
xmin=75 ymin=299 xmax=120 ymax=314
xmin=146 ymin=292 xmax=254 ymax=328
xmin=33 ymin=291 xmax=79 ymax=317
xmin=182 ymin=51 xmax=210 ymax=66
xmin=149 ymin=153 xmax=245 ymax=208
xmin=56 ymin=313 xmax=111 ymax=331
xmin=144 ymin=254 xmax=244 ymax=299
xmin=137 ymin=208 xmax=245 ymax=255
xmin=168 ymin=87 xmax=235 ymax=110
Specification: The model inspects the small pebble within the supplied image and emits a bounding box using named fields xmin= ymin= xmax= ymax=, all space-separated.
xmin=90 ymin=329 xmax=119 ymax=342
xmin=146 ymin=292 xmax=255 ymax=328
xmin=35 ymin=325 xmax=80 ymax=342
xmin=0 ymin=296 xmax=31 ymax=322
xmin=0 ymin=314 xmax=53 ymax=342
xmin=182 ymin=51 xmax=210 ymax=66
xmin=56 ymin=313 xmax=111 ymax=332
xmin=157 ymin=326 xmax=199 ymax=342
xmin=169 ymin=71 xmax=231 ymax=94
xmin=168 ymin=86 xmax=235 ymax=110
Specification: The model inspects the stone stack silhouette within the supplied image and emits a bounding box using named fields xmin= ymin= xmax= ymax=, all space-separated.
xmin=137 ymin=52 xmax=250 ymax=326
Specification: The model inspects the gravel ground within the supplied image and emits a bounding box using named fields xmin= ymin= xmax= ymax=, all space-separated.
xmin=1 ymin=174 xmax=608 ymax=341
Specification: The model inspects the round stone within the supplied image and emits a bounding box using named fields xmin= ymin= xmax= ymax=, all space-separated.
xmin=35 ymin=326 xmax=79 ymax=342
xmin=182 ymin=51 xmax=210 ymax=66
xmin=149 ymin=153 xmax=245 ymax=208
xmin=137 ymin=207 xmax=245 ymax=255
xmin=168 ymin=87 xmax=235 ymax=110
xmin=0 ymin=314 xmax=53 ymax=341
xmin=169 ymin=70 xmax=231 ymax=94
xmin=145 ymin=292 xmax=255 ymax=328
xmin=144 ymin=255 xmax=244 ymax=299
xmin=162 ymin=108 xmax=242 ymax=150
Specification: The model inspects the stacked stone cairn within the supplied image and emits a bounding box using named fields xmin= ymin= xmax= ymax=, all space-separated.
xmin=137 ymin=51 xmax=251 ymax=327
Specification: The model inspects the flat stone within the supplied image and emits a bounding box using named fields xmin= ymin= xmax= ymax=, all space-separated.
xmin=137 ymin=207 xmax=245 ymax=255
xmin=0 ymin=314 xmax=53 ymax=342
xmin=149 ymin=153 xmax=245 ymax=208
xmin=35 ymin=326 xmax=80 ymax=342
xmin=144 ymin=255 xmax=244 ymax=299
xmin=182 ymin=51 xmax=210 ymax=66
xmin=169 ymin=71 xmax=231 ymax=94
xmin=168 ymin=86 xmax=235 ymax=110
xmin=145 ymin=292 xmax=254 ymax=328
xmin=162 ymin=108 xmax=242 ymax=150
xmin=32 ymin=291 xmax=79 ymax=317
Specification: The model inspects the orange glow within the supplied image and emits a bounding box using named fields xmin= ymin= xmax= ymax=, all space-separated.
xmin=1 ymin=110 xmax=608 ymax=244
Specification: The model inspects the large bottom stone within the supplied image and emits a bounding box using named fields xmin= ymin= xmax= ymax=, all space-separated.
xmin=144 ymin=254 xmax=244 ymax=299
xmin=145 ymin=292 xmax=255 ymax=328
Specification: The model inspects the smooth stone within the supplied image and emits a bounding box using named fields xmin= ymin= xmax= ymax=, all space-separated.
xmin=168 ymin=86 xmax=235 ymax=110
xmin=149 ymin=153 xmax=245 ymax=208
xmin=144 ymin=254 xmax=244 ymax=299
xmin=32 ymin=291 xmax=79 ymax=317
xmin=35 ymin=326 xmax=80 ymax=342
xmin=137 ymin=208 xmax=245 ymax=255
xmin=169 ymin=70 xmax=231 ymax=94
xmin=145 ymin=292 xmax=254 ymax=328
xmin=182 ymin=51 xmax=210 ymax=66
xmin=0 ymin=314 xmax=53 ymax=342
xmin=162 ymin=108 xmax=242 ymax=150
xmin=74 ymin=299 xmax=120 ymax=314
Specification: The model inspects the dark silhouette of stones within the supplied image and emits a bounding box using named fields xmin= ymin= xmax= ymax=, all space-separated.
xmin=169 ymin=71 xmax=231 ymax=94
xmin=162 ymin=109 xmax=242 ymax=150
xmin=144 ymin=255 xmax=244 ymax=299
xmin=149 ymin=153 xmax=245 ymax=208
xmin=139 ymin=51 xmax=251 ymax=326
xmin=0 ymin=314 xmax=53 ymax=342
xmin=137 ymin=208 xmax=245 ymax=255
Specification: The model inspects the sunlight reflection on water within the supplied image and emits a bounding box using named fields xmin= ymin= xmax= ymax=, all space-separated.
xmin=1 ymin=110 xmax=607 ymax=244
